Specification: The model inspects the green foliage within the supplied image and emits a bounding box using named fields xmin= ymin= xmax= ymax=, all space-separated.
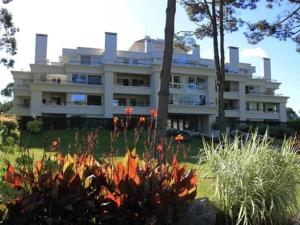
xmin=9 ymin=130 xmax=19 ymax=143
xmin=0 ymin=1 xmax=18 ymax=68
xmin=288 ymin=120 xmax=300 ymax=133
xmin=199 ymin=133 xmax=299 ymax=225
xmin=0 ymin=124 xmax=8 ymax=138
xmin=2 ymin=119 xmax=18 ymax=131
xmin=5 ymin=136 xmax=14 ymax=146
xmin=2 ymin=151 xmax=197 ymax=225
xmin=1 ymin=82 xmax=14 ymax=98
xmin=26 ymin=119 xmax=43 ymax=133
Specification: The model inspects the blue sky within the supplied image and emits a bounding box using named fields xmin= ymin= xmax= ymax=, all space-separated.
xmin=1 ymin=0 xmax=299 ymax=113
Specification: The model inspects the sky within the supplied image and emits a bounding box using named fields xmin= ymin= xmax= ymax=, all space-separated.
xmin=1 ymin=0 xmax=299 ymax=113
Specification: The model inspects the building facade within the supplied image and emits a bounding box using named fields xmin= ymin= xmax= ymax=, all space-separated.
xmin=12 ymin=33 xmax=288 ymax=135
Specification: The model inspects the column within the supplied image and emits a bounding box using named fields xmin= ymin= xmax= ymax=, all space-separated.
xmin=207 ymin=76 xmax=216 ymax=106
xmin=150 ymin=72 xmax=160 ymax=108
xmin=31 ymin=91 xmax=42 ymax=116
xmin=208 ymin=115 xmax=217 ymax=137
xmin=104 ymin=71 xmax=113 ymax=118
xmin=279 ymin=103 xmax=287 ymax=122
xmin=239 ymin=82 xmax=246 ymax=121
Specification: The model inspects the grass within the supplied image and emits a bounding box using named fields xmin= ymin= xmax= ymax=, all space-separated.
xmin=19 ymin=129 xmax=204 ymax=164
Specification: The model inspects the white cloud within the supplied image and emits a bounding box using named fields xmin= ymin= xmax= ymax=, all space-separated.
xmin=241 ymin=47 xmax=268 ymax=58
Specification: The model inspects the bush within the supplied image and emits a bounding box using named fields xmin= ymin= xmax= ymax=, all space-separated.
xmin=1 ymin=120 xmax=18 ymax=132
xmin=1 ymin=151 xmax=197 ymax=225
xmin=5 ymin=136 xmax=14 ymax=146
xmin=199 ymin=133 xmax=299 ymax=225
xmin=9 ymin=130 xmax=19 ymax=142
xmin=26 ymin=119 xmax=43 ymax=133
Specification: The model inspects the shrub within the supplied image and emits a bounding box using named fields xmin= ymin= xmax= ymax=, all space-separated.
xmin=9 ymin=130 xmax=19 ymax=142
xmin=26 ymin=119 xmax=43 ymax=133
xmin=5 ymin=136 xmax=14 ymax=146
xmin=1 ymin=120 xmax=18 ymax=132
xmin=199 ymin=133 xmax=299 ymax=225
xmin=2 ymin=151 xmax=197 ymax=225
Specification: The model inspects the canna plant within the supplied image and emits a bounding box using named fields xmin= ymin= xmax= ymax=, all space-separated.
xmin=2 ymin=151 xmax=197 ymax=225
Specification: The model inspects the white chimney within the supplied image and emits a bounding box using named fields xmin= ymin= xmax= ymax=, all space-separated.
xmin=192 ymin=45 xmax=200 ymax=58
xmin=104 ymin=32 xmax=117 ymax=61
xmin=263 ymin=58 xmax=271 ymax=81
xmin=229 ymin=46 xmax=239 ymax=73
xmin=35 ymin=34 xmax=48 ymax=64
xmin=144 ymin=36 xmax=152 ymax=53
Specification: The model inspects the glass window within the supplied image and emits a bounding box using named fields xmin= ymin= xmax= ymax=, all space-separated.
xmin=173 ymin=76 xmax=180 ymax=83
xmin=72 ymin=74 xmax=86 ymax=84
xmin=132 ymin=79 xmax=138 ymax=86
xmin=88 ymin=75 xmax=102 ymax=85
xmin=138 ymin=80 xmax=145 ymax=86
xmin=87 ymin=95 xmax=101 ymax=105
xmin=91 ymin=56 xmax=100 ymax=65
xmin=71 ymin=94 xmax=86 ymax=105
xmin=130 ymin=98 xmax=137 ymax=106
xmin=123 ymin=79 xmax=129 ymax=86
xmin=81 ymin=55 xmax=91 ymax=65
xmin=118 ymin=98 xmax=127 ymax=106
xmin=188 ymin=77 xmax=195 ymax=84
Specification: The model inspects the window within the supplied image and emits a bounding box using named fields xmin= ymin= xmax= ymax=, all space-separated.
xmin=88 ymin=75 xmax=102 ymax=85
xmin=87 ymin=95 xmax=101 ymax=105
xmin=173 ymin=76 xmax=180 ymax=83
xmin=133 ymin=59 xmax=138 ymax=64
xmin=91 ymin=56 xmax=100 ymax=65
xmin=130 ymin=98 xmax=137 ymax=106
xmin=72 ymin=74 xmax=86 ymax=84
xmin=118 ymin=98 xmax=126 ymax=106
xmin=169 ymin=94 xmax=173 ymax=104
xmin=123 ymin=58 xmax=129 ymax=64
xmin=196 ymin=78 xmax=206 ymax=84
xmin=138 ymin=80 xmax=145 ymax=86
xmin=132 ymin=79 xmax=138 ymax=86
xmin=81 ymin=55 xmax=91 ymax=65
xmin=256 ymin=103 xmax=260 ymax=111
xmin=23 ymin=99 xmax=30 ymax=108
xmin=123 ymin=79 xmax=129 ymax=86
xmin=71 ymin=94 xmax=86 ymax=105
xmin=188 ymin=77 xmax=195 ymax=84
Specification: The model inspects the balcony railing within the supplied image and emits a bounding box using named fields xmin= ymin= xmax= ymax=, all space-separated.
xmin=114 ymin=82 xmax=150 ymax=87
xmin=34 ymin=79 xmax=102 ymax=86
xmin=16 ymin=104 xmax=30 ymax=108
xmin=169 ymin=82 xmax=207 ymax=91
xmin=169 ymin=100 xmax=214 ymax=106
xmin=246 ymin=91 xmax=283 ymax=96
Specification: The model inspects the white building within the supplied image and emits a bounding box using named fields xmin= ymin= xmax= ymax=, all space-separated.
xmin=12 ymin=33 xmax=288 ymax=135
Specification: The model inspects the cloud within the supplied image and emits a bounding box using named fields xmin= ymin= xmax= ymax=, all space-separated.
xmin=241 ymin=47 xmax=268 ymax=58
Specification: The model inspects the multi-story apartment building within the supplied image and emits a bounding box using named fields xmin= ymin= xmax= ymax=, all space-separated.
xmin=12 ymin=32 xmax=288 ymax=136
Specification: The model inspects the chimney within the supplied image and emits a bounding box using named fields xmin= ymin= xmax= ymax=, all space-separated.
xmin=35 ymin=34 xmax=48 ymax=64
xmin=192 ymin=45 xmax=200 ymax=58
xmin=144 ymin=36 xmax=152 ymax=53
xmin=263 ymin=58 xmax=271 ymax=81
xmin=104 ymin=32 xmax=117 ymax=61
xmin=229 ymin=46 xmax=239 ymax=73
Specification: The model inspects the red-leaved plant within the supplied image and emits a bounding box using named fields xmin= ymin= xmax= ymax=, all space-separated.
xmin=2 ymin=150 xmax=197 ymax=225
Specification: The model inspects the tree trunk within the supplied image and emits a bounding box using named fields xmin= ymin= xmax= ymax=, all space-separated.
xmin=211 ymin=0 xmax=226 ymax=135
xmin=156 ymin=0 xmax=176 ymax=163
xmin=218 ymin=0 xmax=226 ymax=134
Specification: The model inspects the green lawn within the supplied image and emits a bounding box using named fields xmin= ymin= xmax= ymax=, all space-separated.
xmin=19 ymin=129 xmax=204 ymax=164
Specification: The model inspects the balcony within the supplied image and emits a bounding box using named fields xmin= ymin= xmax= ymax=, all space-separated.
xmin=224 ymin=88 xmax=239 ymax=99
xmin=113 ymin=106 xmax=151 ymax=115
xmin=41 ymin=103 xmax=104 ymax=115
xmin=113 ymin=83 xmax=151 ymax=95
xmin=225 ymin=107 xmax=240 ymax=118
xmin=14 ymin=104 xmax=31 ymax=116
xmin=169 ymin=83 xmax=207 ymax=94
xmin=168 ymin=100 xmax=216 ymax=114
xmin=246 ymin=110 xmax=280 ymax=120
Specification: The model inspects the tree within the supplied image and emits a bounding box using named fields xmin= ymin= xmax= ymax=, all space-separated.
xmin=0 ymin=0 xmax=18 ymax=68
xmin=156 ymin=0 xmax=176 ymax=162
xmin=1 ymin=82 xmax=13 ymax=97
xmin=245 ymin=0 xmax=300 ymax=52
xmin=179 ymin=0 xmax=258 ymax=134
xmin=286 ymin=107 xmax=299 ymax=121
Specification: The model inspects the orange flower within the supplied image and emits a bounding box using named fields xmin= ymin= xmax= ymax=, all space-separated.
xmin=124 ymin=107 xmax=134 ymax=115
xmin=150 ymin=108 xmax=158 ymax=118
xmin=139 ymin=116 xmax=145 ymax=123
xmin=113 ymin=116 xmax=119 ymax=124
xmin=156 ymin=143 xmax=163 ymax=152
xmin=175 ymin=134 xmax=184 ymax=142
